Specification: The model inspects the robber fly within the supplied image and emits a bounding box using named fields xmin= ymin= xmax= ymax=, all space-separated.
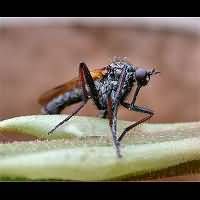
xmin=38 ymin=57 xmax=160 ymax=158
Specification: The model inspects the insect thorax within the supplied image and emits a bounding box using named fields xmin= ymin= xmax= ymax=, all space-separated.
xmin=95 ymin=61 xmax=136 ymax=109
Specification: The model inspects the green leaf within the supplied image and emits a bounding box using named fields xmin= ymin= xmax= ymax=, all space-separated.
xmin=0 ymin=115 xmax=200 ymax=181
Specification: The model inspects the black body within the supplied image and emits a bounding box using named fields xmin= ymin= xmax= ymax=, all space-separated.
xmin=95 ymin=62 xmax=135 ymax=110
xmin=44 ymin=61 xmax=135 ymax=114
xmin=43 ymin=58 xmax=160 ymax=158
xmin=43 ymin=88 xmax=82 ymax=114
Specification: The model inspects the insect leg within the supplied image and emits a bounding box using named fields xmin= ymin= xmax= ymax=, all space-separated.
xmin=106 ymin=65 xmax=128 ymax=158
xmin=79 ymin=62 xmax=102 ymax=110
xmin=107 ymin=95 xmax=122 ymax=158
xmin=118 ymin=101 xmax=154 ymax=142
xmin=48 ymin=102 xmax=87 ymax=134
xmin=48 ymin=63 xmax=91 ymax=135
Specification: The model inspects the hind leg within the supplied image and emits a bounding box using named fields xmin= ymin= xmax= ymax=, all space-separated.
xmin=48 ymin=62 xmax=103 ymax=134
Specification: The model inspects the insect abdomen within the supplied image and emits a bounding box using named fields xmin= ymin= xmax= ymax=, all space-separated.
xmin=42 ymin=88 xmax=83 ymax=114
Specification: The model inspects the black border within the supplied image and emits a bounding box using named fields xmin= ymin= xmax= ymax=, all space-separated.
xmin=1 ymin=182 xmax=200 ymax=197
xmin=1 ymin=2 xmax=198 ymax=17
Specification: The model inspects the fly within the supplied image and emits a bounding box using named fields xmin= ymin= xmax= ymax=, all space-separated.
xmin=38 ymin=57 xmax=160 ymax=158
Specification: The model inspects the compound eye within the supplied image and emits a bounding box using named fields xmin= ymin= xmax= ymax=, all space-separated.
xmin=135 ymin=68 xmax=148 ymax=85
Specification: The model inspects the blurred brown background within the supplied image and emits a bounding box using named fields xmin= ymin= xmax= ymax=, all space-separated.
xmin=0 ymin=17 xmax=200 ymax=181
xmin=0 ymin=17 xmax=200 ymax=123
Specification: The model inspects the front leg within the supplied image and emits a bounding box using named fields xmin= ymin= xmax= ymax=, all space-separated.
xmin=118 ymin=101 xmax=154 ymax=142
xmin=106 ymin=65 xmax=129 ymax=158
xmin=107 ymin=95 xmax=121 ymax=158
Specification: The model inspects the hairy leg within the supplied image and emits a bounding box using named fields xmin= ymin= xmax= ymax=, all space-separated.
xmin=107 ymin=95 xmax=121 ymax=158
xmin=107 ymin=65 xmax=128 ymax=158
